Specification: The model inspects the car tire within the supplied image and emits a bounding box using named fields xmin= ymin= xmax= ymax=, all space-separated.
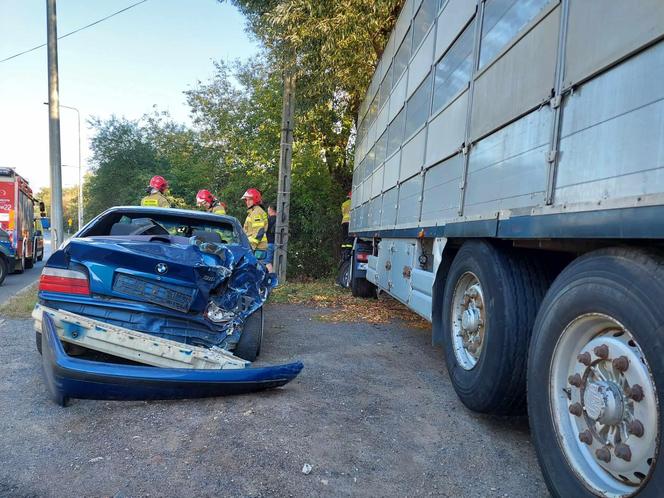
xmin=0 ymin=256 xmax=7 ymax=286
xmin=528 ymin=247 xmax=664 ymax=497
xmin=337 ymin=259 xmax=351 ymax=288
xmin=441 ymin=240 xmax=549 ymax=415
xmin=234 ymin=308 xmax=264 ymax=362
xmin=36 ymin=331 xmax=42 ymax=355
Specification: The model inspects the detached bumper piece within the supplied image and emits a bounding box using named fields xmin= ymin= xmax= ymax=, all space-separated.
xmin=40 ymin=313 xmax=304 ymax=406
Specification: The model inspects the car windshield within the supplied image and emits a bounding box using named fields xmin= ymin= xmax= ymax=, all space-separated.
xmin=81 ymin=211 xmax=241 ymax=245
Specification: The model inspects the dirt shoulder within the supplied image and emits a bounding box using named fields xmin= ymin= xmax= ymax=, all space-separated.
xmin=0 ymin=300 xmax=547 ymax=497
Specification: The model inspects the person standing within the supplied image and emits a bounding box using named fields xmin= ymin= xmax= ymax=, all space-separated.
xmin=141 ymin=176 xmax=171 ymax=208
xmin=196 ymin=189 xmax=226 ymax=215
xmin=241 ymin=188 xmax=268 ymax=260
xmin=341 ymin=191 xmax=351 ymax=240
xmin=266 ymin=204 xmax=277 ymax=272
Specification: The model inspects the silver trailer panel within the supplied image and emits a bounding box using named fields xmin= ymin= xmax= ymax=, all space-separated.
xmin=564 ymin=0 xmax=664 ymax=88
xmin=421 ymin=154 xmax=464 ymax=224
xmin=470 ymin=4 xmax=559 ymax=141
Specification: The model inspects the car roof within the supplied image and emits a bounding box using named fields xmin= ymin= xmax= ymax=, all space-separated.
xmin=104 ymin=206 xmax=238 ymax=224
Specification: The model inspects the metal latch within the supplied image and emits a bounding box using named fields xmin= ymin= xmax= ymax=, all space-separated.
xmin=550 ymin=94 xmax=562 ymax=109
xmin=547 ymin=150 xmax=558 ymax=163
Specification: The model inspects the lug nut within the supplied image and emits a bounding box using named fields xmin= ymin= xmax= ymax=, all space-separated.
xmin=615 ymin=443 xmax=632 ymax=462
xmin=628 ymin=420 xmax=645 ymax=438
xmin=612 ymin=355 xmax=629 ymax=373
xmin=578 ymin=430 xmax=593 ymax=445
xmin=569 ymin=402 xmax=583 ymax=417
xmin=568 ymin=373 xmax=583 ymax=388
xmin=627 ymin=384 xmax=645 ymax=402
xmin=596 ymin=447 xmax=612 ymax=463
xmin=577 ymin=352 xmax=592 ymax=366
xmin=594 ymin=344 xmax=609 ymax=359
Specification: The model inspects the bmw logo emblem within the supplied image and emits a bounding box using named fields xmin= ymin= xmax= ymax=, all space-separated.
xmin=156 ymin=263 xmax=168 ymax=275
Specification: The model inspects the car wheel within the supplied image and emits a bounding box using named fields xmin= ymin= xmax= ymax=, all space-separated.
xmin=337 ymin=259 xmax=351 ymax=288
xmin=350 ymin=254 xmax=377 ymax=298
xmin=0 ymin=256 xmax=7 ymax=286
xmin=25 ymin=253 xmax=34 ymax=269
xmin=441 ymin=240 xmax=549 ymax=415
xmin=528 ymin=248 xmax=664 ymax=497
xmin=234 ymin=308 xmax=264 ymax=362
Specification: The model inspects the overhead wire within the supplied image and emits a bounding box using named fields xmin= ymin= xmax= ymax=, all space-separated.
xmin=0 ymin=0 xmax=149 ymax=64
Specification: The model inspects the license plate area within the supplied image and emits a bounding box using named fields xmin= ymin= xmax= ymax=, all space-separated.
xmin=113 ymin=273 xmax=196 ymax=313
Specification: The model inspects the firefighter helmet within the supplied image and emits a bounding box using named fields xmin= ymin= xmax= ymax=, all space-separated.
xmin=241 ymin=188 xmax=262 ymax=205
xmin=149 ymin=175 xmax=168 ymax=193
xmin=196 ymin=189 xmax=215 ymax=206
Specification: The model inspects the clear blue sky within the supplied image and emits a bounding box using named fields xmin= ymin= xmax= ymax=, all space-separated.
xmin=0 ymin=0 xmax=259 ymax=191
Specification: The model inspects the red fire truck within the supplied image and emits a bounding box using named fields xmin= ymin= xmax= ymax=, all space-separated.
xmin=0 ymin=167 xmax=45 ymax=273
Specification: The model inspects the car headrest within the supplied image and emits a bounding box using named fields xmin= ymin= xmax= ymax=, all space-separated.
xmin=110 ymin=223 xmax=141 ymax=235
xmin=192 ymin=229 xmax=222 ymax=244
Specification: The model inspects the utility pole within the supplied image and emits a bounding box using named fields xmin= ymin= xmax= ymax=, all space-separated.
xmin=274 ymin=69 xmax=296 ymax=283
xmin=47 ymin=0 xmax=64 ymax=249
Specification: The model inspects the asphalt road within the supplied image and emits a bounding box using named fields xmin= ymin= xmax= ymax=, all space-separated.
xmin=0 ymin=304 xmax=548 ymax=497
xmin=0 ymin=233 xmax=52 ymax=306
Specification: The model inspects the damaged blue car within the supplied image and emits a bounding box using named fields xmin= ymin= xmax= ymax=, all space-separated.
xmin=32 ymin=206 xmax=302 ymax=405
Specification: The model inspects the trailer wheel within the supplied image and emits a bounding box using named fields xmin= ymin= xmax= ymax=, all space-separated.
xmin=528 ymin=248 xmax=663 ymax=497
xmin=351 ymin=271 xmax=377 ymax=298
xmin=441 ymin=240 xmax=549 ymax=415
xmin=234 ymin=308 xmax=264 ymax=362
xmin=0 ymin=255 xmax=7 ymax=286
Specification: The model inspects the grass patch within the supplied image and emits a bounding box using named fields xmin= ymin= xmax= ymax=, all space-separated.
xmin=270 ymin=278 xmax=430 ymax=329
xmin=0 ymin=283 xmax=38 ymax=319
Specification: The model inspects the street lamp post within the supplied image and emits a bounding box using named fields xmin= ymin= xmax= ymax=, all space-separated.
xmin=43 ymin=102 xmax=83 ymax=229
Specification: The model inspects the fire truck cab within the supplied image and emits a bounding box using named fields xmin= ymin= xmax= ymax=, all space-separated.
xmin=0 ymin=167 xmax=44 ymax=277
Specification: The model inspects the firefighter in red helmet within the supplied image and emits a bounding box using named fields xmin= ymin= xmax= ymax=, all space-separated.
xmin=196 ymin=189 xmax=226 ymax=215
xmin=141 ymin=176 xmax=170 ymax=208
xmin=241 ymin=188 xmax=268 ymax=258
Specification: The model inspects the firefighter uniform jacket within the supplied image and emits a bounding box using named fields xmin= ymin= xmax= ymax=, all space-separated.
xmin=244 ymin=205 xmax=268 ymax=251
xmin=341 ymin=199 xmax=351 ymax=224
xmin=141 ymin=191 xmax=171 ymax=208
xmin=210 ymin=204 xmax=226 ymax=215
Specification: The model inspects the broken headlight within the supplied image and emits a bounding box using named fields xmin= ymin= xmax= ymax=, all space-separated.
xmin=205 ymin=301 xmax=236 ymax=324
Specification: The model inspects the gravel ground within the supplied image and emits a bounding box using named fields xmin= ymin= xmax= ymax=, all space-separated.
xmin=0 ymin=304 xmax=548 ymax=497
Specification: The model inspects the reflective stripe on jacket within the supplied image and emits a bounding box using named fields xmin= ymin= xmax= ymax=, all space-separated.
xmin=243 ymin=205 xmax=268 ymax=250
xmin=341 ymin=199 xmax=351 ymax=224
xmin=141 ymin=192 xmax=171 ymax=208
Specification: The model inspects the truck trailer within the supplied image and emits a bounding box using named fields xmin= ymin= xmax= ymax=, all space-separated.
xmin=349 ymin=0 xmax=664 ymax=496
xmin=0 ymin=167 xmax=45 ymax=276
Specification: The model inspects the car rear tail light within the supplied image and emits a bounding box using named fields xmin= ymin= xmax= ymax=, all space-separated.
xmin=356 ymin=252 xmax=369 ymax=262
xmin=39 ymin=267 xmax=90 ymax=295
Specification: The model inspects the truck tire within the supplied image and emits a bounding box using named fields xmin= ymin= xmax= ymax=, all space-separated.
xmin=440 ymin=240 xmax=549 ymax=415
xmin=0 ymin=255 xmax=7 ymax=286
xmin=351 ymin=270 xmax=377 ymax=298
xmin=25 ymin=253 xmax=34 ymax=269
xmin=528 ymin=248 xmax=664 ymax=497
xmin=234 ymin=308 xmax=263 ymax=362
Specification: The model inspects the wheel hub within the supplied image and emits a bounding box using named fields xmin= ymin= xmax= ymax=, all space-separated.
xmin=451 ymin=274 xmax=485 ymax=370
xmin=583 ymin=381 xmax=624 ymax=426
xmin=551 ymin=314 xmax=659 ymax=496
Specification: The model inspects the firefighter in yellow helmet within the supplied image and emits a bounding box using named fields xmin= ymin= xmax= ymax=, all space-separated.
xmin=241 ymin=188 xmax=268 ymax=260
xmin=196 ymin=189 xmax=226 ymax=215
xmin=141 ymin=176 xmax=171 ymax=208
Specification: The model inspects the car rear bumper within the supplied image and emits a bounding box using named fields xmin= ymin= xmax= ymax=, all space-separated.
xmin=40 ymin=312 xmax=304 ymax=406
